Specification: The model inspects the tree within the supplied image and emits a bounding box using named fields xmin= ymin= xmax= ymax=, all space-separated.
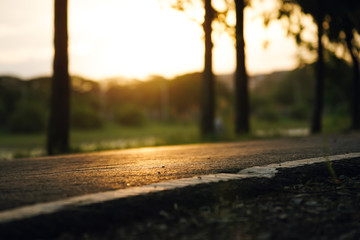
xmin=277 ymin=0 xmax=326 ymax=133
xmin=326 ymin=0 xmax=360 ymax=129
xmin=345 ymin=25 xmax=360 ymax=130
xmin=201 ymin=0 xmax=216 ymax=136
xmin=311 ymin=0 xmax=325 ymax=134
xmin=234 ymin=0 xmax=250 ymax=134
xmin=277 ymin=0 xmax=360 ymax=132
xmin=282 ymin=0 xmax=360 ymax=133
xmin=47 ymin=0 xmax=70 ymax=155
xmin=168 ymin=0 xmax=218 ymax=137
xmin=168 ymin=0 xmax=251 ymax=136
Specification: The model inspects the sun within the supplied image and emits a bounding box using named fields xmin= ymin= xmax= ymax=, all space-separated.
xmin=68 ymin=0 xmax=206 ymax=80
xmin=0 ymin=0 xmax=304 ymax=79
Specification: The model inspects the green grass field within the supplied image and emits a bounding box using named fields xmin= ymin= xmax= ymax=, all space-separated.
xmin=0 ymin=122 xmax=200 ymax=159
xmin=0 ymin=115 xmax=351 ymax=160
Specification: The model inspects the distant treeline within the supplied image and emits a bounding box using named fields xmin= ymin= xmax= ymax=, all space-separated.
xmin=252 ymin=52 xmax=352 ymax=124
xmin=0 ymin=72 xmax=227 ymax=133
xmin=0 ymin=52 xmax=352 ymax=134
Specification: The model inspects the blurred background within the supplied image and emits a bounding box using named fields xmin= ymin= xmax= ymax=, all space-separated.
xmin=0 ymin=0 xmax=358 ymax=159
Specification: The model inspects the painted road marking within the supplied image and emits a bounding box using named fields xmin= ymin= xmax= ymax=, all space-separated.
xmin=0 ymin=152 xmax=359 ymax=223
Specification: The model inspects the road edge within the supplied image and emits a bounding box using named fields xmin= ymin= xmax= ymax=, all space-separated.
xmin=1 ymin=152 xmax=359 ymax=224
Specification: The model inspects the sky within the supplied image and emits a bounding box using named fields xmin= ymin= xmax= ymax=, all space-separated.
xmin=0 ymin=0 xmax=315 ymax=80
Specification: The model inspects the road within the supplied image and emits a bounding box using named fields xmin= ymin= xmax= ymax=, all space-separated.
xmin=0 ymin=133 xmax=359 ymax=211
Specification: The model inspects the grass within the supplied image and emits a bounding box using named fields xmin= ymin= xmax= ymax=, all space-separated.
xmin=323 ymin=138 xmax=340 ymax=184
xmin=0 ymin=115 xmax=352 ymax=160
xmin=70 ymin=122 xmax=200 ymax=152
xmin=250 ymin=117 xmax=309 ymax=138
xmin=322 ymin=114 xmax=352 ymax=133
xmin=0 ymin=122 xmax=200 ymax=159
xmin=251 ymin=114 xmax=352 ymax=138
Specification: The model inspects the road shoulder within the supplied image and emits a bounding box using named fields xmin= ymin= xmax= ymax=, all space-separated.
xmin=1 ymin=154 xmax=360 ymax=239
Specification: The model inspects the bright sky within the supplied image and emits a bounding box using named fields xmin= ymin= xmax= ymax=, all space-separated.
xmin=0 ymin=0 xmax=311 ymax=80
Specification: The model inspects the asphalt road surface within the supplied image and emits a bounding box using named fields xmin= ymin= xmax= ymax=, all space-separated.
xmin=0 ymin=133 xmax=359 ymax=211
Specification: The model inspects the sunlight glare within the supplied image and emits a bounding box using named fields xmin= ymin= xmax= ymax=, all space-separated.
xmin=0 ymin=0 xmax=314 ymax=80
xmin=69 ymin=0 xmax=204 ymax=80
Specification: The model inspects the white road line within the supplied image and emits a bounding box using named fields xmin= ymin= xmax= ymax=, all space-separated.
xmin=0 ymin=152 xmax=359 ymax=224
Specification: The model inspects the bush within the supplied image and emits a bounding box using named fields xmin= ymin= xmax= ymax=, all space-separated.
xmin=258 ymin=106 xmax=280 ymax=122
xmin=7 ymin=102 xmax=46 ymax=133
xmin=0 ymin=103 xmax=6 ymax=126
xmin=114 ymin=105 xmax=145 ymax=127
xmin=289 ymin=103 xmax=310 ymax=120
xmin=71 ymin=105 xmax=103 ymax=130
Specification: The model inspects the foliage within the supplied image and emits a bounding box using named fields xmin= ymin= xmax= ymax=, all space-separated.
xmin=0 ymin=77 xmax=49 ymax=134
xmin=113 ymin=104 xmax=146 ymax=127
xmin=251 ymin=70 xmax=311 ymax=122
xmin=71 ymin=104 xmax=104 ymax=130
xmin=105 ymin=73 xmax=204 ymax=123
xmin=250 ymin=51 xmax=352 ymax=127
xmin=106 ymin=77 xmax=168 ymax=121
xmin=70 ymin=76 xmax=104 ymax=130
xmin=0 ymin=76 xmax=24 ymax=125
xmin=275 ymin=0 xmax=360 ymax=55
xmin=323 ymin=51 xmax=352 ymax=115
xmin=264 ymin=0 xmax=360 ymax=132
xmin=167 ymin=0 xmax=237 ymax=34
xmin=7 ymin=101 xmax=47 ymax=133
xmin=72 ymin=76 xmax=102 ymax=109
xmin=168 ymin=72 xmax=202 ymax=121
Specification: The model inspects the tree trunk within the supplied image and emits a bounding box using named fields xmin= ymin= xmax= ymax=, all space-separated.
xmin=234 ymin=0 xmax=249 ymax=134
xmin=345 ymin=32 xmax=360 ymax=130
xmin=311 ymin=0 xmax=324 ymax=134
xmin=201 ymin=0 xmax=215 ymax=137
xmin=47 ymin=0 xmax=70 ymax=155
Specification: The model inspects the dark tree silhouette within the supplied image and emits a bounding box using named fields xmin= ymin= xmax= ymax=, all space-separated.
xmin=276 ymin=0 xmax=325 ymax=133
xmin=277 ymin=0 xmax=360 ymax=132
xmin=311 ymin=0 xmax=325 ymax=134
xmin=47 ymin=0 xmax=70 ymax=155
xmin=168 ymin=0 xmax=218 ymax=137
xmin=346 ymin=29 xmax=360 ymax=130
xmin=234 ymin=0 xmax=250 ymax=134
xmin=201 ymin=0 xmax=216 ymax=136
xmin=168 ymin=0 xmax=251 ymax=136
xmin=326 ymin=0 xmax=360 ymax=129
xmin=346 ymin=30 xmax=360 ymax=130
